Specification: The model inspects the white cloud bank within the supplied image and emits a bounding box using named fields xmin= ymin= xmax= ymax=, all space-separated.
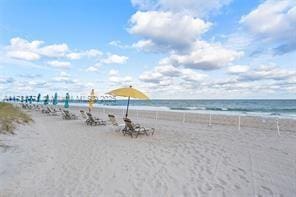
xmin=102 ymin=54 xmax=128 ymax=64
xmin=240 ymin=0 xmax=296 ymax=54
xmin=129 ymin=11 xmax=211 ymax=50
xmin=47 ymin=61 xmax=71 ymax=69
xmin=131 ymin=0 xmax=232 ymax=17
xmin=5 ymin=37 xmax=102 ymax=61
xmin=161 ymin=40 xmax=242 ymax=70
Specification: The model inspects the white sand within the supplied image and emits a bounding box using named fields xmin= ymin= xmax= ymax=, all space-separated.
xmin=0 ymin=107 xmax=296 ymax=196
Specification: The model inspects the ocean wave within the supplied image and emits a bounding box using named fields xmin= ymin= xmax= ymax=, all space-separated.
xmin=169 ymin=106 xmax=251 ymax=112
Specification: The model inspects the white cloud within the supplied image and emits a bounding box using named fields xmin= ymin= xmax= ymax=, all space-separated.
xmin=131 ymin=0 xmax=232 ymax=17
xmin=102 ymin=54 xmax=128 ymax=64
xmin=6 ymin=37 xmax=69 ymax=60
xmin=227 ymin=65 xmax=249 ymax=74
xmin=66 ymin=49 xmax=102 ymax=60
xmin=39 ymin=43 xmax=69 ymax=58
xmin=239 ymin=65 xmax=296 ymax=81
xmin=6 ymin=37 xmax=42 ymax=61
xmin=132 ymin=39 xmax=161 ymax=52
xmin=240 ymin=0 xmax=296 ymax=54
xmin=47 ymin=60 xmax=71 ymax=69
xmin=52 ymin=72 xmax=77 ymax=84
xmin=162 ymin=40 xmax=242 ymax=70
xmin=180 ymin=68 xmax=207 ymax=82
xmin=6 ymin=50 xmax=40 ymax=61
xmin=66 ymin=49 xmax=103 ymax=60
xmin=139 ymin=64 xmax=207 ymax=85
xmin=129 ymin=11 xmax=211 ymax=50
xmin=109 ymin=69 xmax=119 ymax=76
xmin=5 ymin=37 xmax=103 ymax=62
xmin=85 ymin=66 xmax=98 ymax=72
xmin=66 ymin=52 xmax=82 ymax=60
xmin=85 ymin=63 xmax=101 ymax=72
xmin=109 ymin=40 xmax=130 ymax=49
xmin=0 ymin=76 xmax=14 ymax=84
xmin=108 ymin=69 xmax=132 ymax=84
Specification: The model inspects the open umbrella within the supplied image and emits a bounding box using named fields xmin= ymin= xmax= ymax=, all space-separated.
xmin=106 ymin=86 xmax=149 ymax=117
xmin=53 ymin=92 xmax=58 ymax=105
xmin=88 ymin=89 xmax=96 ymax=112
xmin=44 ymin=95 xmax=49 ymax=105
xmin=64 ymin=93 xmax=69 ymax=108
xmin=37 ymin=93 xmax=41 ymax=103
xmin=29 ymin=96 xmax=32 ymax=104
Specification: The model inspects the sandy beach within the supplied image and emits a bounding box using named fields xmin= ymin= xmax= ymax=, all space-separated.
xmin=0 ymin=106 xmax=296 ymax=197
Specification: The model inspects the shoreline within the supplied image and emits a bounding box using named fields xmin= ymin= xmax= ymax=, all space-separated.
xmin=5 ymin=100 xmax=296 ymax=118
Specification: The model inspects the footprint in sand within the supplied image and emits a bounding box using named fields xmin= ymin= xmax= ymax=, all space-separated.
xmin=114 ymin=190 xmax=126 ymax=197
xmin=217 ymin=178 xmax=227 ymax=186
xmin=239 ymin=175 xmax=250 ymax=183
xmin=258 ymin=185 xmax=274 ymax=196
xmin=206 ymin=168 xmax=213 ymax=175
xmin=211 ymin=184 xmax=225 ymax=197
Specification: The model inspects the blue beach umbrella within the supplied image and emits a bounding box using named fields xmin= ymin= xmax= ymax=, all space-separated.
xmin=37 ymin=93 xmax=41 ymax=103
xmin=29 ymin=96 xmax=33 ymax=104
xmin=53 ymin=92 xmax=58 ymax=105
xmin=64 ymin=93 xmax=69 ymax=108
xmin=44 ymin=95 xmax=49 ymax=105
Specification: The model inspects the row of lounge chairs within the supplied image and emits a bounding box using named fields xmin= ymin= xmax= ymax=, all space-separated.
xmin=20 ymin=104 xmax=155 ymax=138
xmin=80 ymin=110 xmax=154 ymax=138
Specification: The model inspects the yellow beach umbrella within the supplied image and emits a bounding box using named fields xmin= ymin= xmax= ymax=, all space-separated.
xmin=88 ymin=89 xmax=96 ymax=112
xmin=106 ymin=86 xmax=149 ymax=117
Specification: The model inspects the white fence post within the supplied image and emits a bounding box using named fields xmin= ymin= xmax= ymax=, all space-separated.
xmin=238 ymin=115 xmax=241 ymax=131
xmin=276 ymin=119 xmax=281 ymax=136
xmin=208 ymin=113 xmax=212 ymax=127
xmin=182 ymin=112 xmax=185 ymax=123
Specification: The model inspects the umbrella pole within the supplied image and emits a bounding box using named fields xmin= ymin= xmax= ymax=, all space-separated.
xmin=125 ymin=96 xmax=130 ymax=118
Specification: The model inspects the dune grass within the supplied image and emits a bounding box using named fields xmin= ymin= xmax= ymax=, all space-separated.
xmin=0 ymin=102 xmax=32 ymax=134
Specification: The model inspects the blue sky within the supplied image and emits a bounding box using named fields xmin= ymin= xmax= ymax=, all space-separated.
xmin=0 ymin=0 xmax=295 ymax=99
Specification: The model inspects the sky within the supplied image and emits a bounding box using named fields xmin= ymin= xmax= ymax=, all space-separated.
xmin=0 ymin=0 xmax=296 ymax=99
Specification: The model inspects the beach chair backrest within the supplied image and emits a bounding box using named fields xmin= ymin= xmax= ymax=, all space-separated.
xmin=61 ymin=110 xmax=67 ymax=117
xmin=47 ymin=107 xmax=52 ymax=112
xmin=108 ymin=114 xmax=118 ymax=126
xmin=80 ymin=110 xmax=87 ymax=119
xmin=64 ymin=110 xmax=71 ymax=118
xmin=124 ymin=118 xmax=134 ymax=131
xmin=86 ymin=112 xmax=95 ymax=122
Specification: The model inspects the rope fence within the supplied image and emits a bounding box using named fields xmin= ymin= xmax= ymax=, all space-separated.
xmin=95 ymin=107 xmax=296 ymax=133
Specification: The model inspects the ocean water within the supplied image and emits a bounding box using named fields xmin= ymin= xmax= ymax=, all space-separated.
xmin=71 ymin=99 xmax=296 ymax=118
xmin=12 ymin=99 xmax=296 ymax=118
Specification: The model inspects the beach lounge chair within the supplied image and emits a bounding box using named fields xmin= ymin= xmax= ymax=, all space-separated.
xmin=41 ymin=107 xmax=50 ymax=114
xmin=108 ymin=114 xmax=125 ymax=132
xmin=47 ymin=107 xmax=58 ymax=116
xmin=62 ymin=110 xmax=78 ymax=120
xmin=80 ymin=110 xmax=92 ymax=125
xmin=123 ymin=118 xmax=155 ymax=138
xmin=86 ymin=112 xmax=106 ymax=126
xmin=80 ymin=110 xmax=88 ymax=119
